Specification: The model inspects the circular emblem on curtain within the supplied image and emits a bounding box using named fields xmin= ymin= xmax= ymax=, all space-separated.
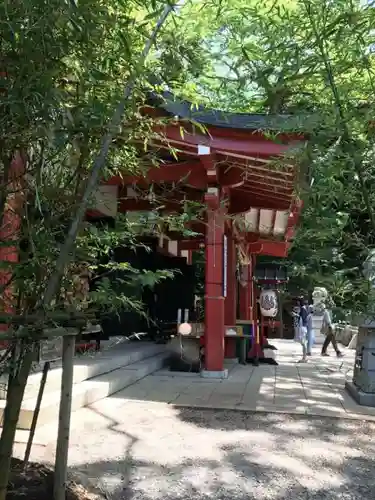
xmin=260 ymin=289 xmax=278 ymax=317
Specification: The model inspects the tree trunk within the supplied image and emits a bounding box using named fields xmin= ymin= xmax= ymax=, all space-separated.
xmin=53 ymin=334 xmax=76 ymax=500
xmin=0 ymin=344 xmax=34 ymax=500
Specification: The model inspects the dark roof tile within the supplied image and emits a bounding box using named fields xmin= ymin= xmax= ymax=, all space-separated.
xmin=148 ymin=91 xmax=313 ymax=132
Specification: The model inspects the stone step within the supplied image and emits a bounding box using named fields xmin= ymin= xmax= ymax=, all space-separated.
xmin=0 ymin=345 xmax=168 ymax=430
xmin=0 ymin=342 xmax=164 ymax=402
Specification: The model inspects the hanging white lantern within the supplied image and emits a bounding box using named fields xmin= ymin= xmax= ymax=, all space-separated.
xmin=260 ymin=289 xmax=278 ymax=317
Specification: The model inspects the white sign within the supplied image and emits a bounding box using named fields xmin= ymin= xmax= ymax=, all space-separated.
xmin=223 ymin=235 xmax=228 ymax=297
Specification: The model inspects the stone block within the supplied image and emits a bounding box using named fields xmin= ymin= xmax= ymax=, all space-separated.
xmin=201 ymin=369 xmax=229 ymax=379
xmin=346 ymin=380 xmax=375 ymax=407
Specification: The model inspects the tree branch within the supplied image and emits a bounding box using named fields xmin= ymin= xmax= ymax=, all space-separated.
xmin=302 ymin=0 xmax=375 ymax=235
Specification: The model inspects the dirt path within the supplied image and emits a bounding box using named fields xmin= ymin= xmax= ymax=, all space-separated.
xmin=28 ymin=395 xmax=375 ymax=500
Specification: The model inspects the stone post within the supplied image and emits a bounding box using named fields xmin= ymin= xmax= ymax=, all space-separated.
xmin=311 ymin=287 xmax=328 ymax=345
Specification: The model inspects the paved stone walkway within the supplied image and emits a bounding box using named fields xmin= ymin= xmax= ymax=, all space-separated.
xmin=12 ymin=340 xmax=375 ymax=500
xmin=114 ymin=339 xmax=375 ymax=420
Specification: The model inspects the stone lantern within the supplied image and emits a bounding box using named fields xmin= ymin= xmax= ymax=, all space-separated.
xmin=346 ymin=320 xmax=375 ymax=407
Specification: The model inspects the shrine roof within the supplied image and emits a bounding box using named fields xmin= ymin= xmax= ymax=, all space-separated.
xmin=95 ymin=88 xmax=307 ymax=258
xmin=148 ymin=91 xmax=313 ymax=133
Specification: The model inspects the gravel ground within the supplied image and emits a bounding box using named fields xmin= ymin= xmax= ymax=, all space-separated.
xmin=33 ymin=397 xmax=375 ymax=500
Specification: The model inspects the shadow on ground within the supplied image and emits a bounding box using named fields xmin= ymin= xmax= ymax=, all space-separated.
xmin=68 ymin=403 xmax=375 ymax=500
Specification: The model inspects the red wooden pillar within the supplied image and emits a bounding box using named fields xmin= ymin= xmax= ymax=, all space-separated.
xmin=187 ymin=250 xmax=193 ymax=265
xmin=203 ymin=190 xmax=226 ymax=374
xmin=251 ymin=254 xmax=257 ymax=323
xmin=224 ymin=233 xmax=237 ymax=358
xmin=248 ymin=254 xmax=262 ymax=359
xmin=0 ymin=153 xmax=25 ymax=343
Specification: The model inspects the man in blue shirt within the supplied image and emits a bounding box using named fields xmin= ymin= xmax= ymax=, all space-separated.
xmin=292 ymin=305 xmax=300 ymax=341
xmin=298 ymin=299 xmax=309 ymax=362
xmin=299 ymin=299 xmax=308 ymax=327
xmin=306 ymin=305 xmax=314 ymax=356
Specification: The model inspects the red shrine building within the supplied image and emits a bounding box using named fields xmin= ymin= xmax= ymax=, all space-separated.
xmin=0 ymin=91 xmax=305 ymax=374
xmin=89 ymin=92 xmax=305 ymax=375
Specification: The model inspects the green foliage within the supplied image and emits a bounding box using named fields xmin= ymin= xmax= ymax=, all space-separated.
xmin=2 ymin=0 xmax=375 ymax=321
xmin=164 ymin=0 xmax=375 ymax=317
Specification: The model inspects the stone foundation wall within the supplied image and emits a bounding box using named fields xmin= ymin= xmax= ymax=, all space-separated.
xmin=335 ymin=324 xmax=358 ymax=349
xmin=312 ymin=314 xmax=325 ymax=345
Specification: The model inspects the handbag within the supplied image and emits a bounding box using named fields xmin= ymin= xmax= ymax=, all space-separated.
xmin=320 ymin=323 xmax=329 ymax=336
xmin=320 ymin=310 xmax=331 ymax=336
xmin=299 ymin=325 xmax=307 ymax=343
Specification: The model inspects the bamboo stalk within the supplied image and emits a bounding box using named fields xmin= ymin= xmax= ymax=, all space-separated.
xmin=41 ymin=3 xmax=176 ymax=310
xmin=22 ymin=361 xmax=50 ymax=469
xmin=53 ymin=335 xmax=76 ymax=500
